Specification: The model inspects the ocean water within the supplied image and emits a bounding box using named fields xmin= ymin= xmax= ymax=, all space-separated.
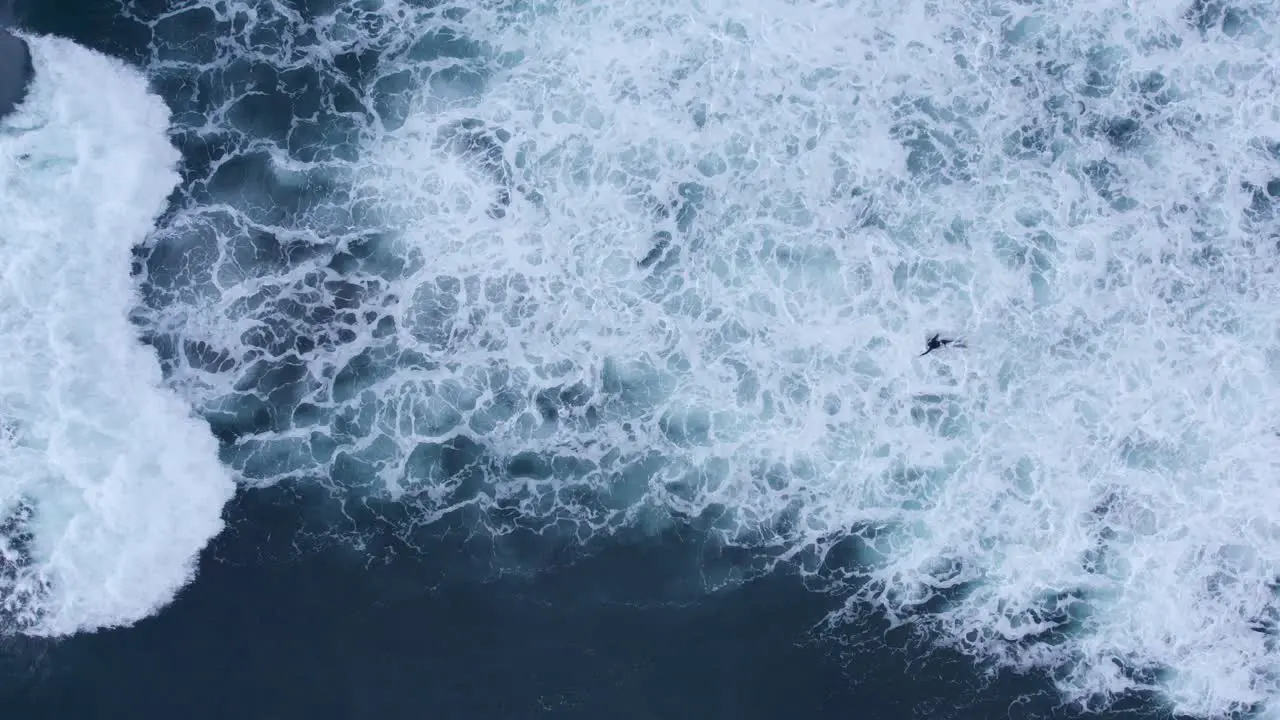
xmin=2 ymin=0 xmax=1279 ymax=717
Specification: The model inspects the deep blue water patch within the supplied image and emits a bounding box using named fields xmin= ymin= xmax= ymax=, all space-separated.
xmin=0 ymin=484 xmax=1181 ymax=720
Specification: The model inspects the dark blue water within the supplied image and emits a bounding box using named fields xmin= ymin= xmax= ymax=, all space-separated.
xmin=0 ymin=484 xmax=1168 ymax=720
xmin=0 ymin=2 xmax=1188 ymax=718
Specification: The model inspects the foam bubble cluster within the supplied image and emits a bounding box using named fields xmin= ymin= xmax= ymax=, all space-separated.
xmin=0 ymin=35 xmax=235 ymax=635
xmin=134 ymin=0 xmax=1280 ymax=715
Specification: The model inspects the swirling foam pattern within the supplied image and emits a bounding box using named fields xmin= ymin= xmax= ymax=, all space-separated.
xmin=130 ymin=0 xmax=1280 ymax=715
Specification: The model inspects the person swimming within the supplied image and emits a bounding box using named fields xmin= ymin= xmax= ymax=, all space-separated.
xmin=919 ymin=333 xmax=965 ymax=356
xmin=637 ymin=231 xmax=672 ymax=269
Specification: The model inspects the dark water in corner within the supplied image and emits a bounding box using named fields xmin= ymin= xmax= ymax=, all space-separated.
xmin=0 ymin=487 xmax=1095 ymax=720
xmin=0 ymin=483 xmax=1171 ymax=720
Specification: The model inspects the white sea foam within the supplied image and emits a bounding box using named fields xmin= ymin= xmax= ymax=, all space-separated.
xmin=0 ymin=34 xmax=235 ymax=635
xmin=139 ymin=0 xmax=1280 ymax=715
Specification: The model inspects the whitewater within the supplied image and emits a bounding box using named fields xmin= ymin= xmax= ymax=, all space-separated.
xmin=0 ymin=0 xmax=1272 ymax=716
xmin=0 ymin=34 xmax=234 ymax=636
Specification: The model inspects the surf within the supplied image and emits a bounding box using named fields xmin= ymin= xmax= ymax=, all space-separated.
xmin=123 ymin=0 xmax=1280 ymax=716
xmin=0 ymin=34 xmax=234 ymax=636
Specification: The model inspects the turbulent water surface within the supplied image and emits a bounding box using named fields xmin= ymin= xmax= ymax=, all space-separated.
xmin=2 ymin=0 xmax=1280 ymax=717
